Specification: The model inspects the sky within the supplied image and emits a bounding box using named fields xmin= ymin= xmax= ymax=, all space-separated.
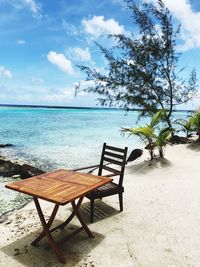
xmin=0 ymin=0 xmax=200 ymax=109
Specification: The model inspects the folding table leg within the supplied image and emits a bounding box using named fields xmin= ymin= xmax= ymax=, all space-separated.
xmin=32 ymin=197 xmax=66 ymax=264
xmin=58 ymin=197 xmax=94 ymax=238
xmin=71 ymin=201 xmax=94 ymax=238
xmin=58 ymin=196 xmax=82 ymax=229
xmin=31 ymin=197 xmax=94 ymax=264
xmin=32 ymin=201 xmax=59 ymax=246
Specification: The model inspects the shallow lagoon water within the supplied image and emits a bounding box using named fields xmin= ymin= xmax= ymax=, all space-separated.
xmin=0 ymin=107 xmax=188 ymax=214
xmin=0 ymin=107 xmax=144 ymax=170
xmin=0 ymin=176 xmax=31 ymax=215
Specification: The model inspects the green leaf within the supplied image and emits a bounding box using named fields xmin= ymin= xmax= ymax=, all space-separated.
xmin=149 ymin=109 xmax=166 ymax=128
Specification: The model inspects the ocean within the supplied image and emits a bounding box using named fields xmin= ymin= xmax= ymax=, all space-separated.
xmin=0 ymin=106 xmax=188 ymax=215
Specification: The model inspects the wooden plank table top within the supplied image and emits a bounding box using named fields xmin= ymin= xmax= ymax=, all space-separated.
xmin=5 ymin=169 xmax=112 ymax=205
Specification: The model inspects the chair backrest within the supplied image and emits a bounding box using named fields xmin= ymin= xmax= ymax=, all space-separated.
xmin=98 ymin=143 xmax=128 ymax=187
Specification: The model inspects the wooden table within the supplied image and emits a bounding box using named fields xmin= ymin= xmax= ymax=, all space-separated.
xmin=5 ymin=169 xmax=112 ymax=264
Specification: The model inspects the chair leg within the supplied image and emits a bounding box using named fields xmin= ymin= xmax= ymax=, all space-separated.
xmin=119 ymin=192 xmax=123 ymax=211
xmin=90 ymin=199 xmax=95 ymax=223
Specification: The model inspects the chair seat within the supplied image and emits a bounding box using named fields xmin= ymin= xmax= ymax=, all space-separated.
xmin=86 ymin=182 xmax=124 ymax=199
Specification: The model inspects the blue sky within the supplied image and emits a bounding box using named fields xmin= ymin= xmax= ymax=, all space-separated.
xmin=0 ymin=0 xmax=200 ymax=109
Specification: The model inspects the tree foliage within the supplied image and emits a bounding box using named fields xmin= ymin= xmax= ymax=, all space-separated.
xmin=77 ymin=0 xmax=197 ymax=129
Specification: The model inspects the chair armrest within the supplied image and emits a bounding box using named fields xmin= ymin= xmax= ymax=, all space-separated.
xmin=71 ymin=164 xmax=100 ymax=172
xmin=103 ymin=172 xmax=121 ymax=178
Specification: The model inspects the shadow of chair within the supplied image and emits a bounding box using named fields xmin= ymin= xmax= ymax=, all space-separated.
xmin=79 ymin=201 xmax=119 ymax=224
xmin=73 ymin=143 xmax=128 ymax=223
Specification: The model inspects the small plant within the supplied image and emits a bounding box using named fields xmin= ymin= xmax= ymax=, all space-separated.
xmin=122 ymin=126 xmax=155 ymax=160
xmin=175 ymin=118 xmax=194 ymax=138
xmin=122 ymin=110 xmax=167 ymax=160
xmin=190 ymin=111 xmax=200 ymax=141
xmin=155 ymin=128 xmax=172 ymax=157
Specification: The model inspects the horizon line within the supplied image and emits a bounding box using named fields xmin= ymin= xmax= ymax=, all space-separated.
xmin=0 ymin=103 xmax=194 ymax=112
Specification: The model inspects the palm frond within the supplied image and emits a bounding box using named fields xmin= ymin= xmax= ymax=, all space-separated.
xmin=191 ymin=111 xmax=200 ymax=130
xmin=156 ymin=128 xmax=171 ymax=146
xmin=121 ymin=126 xmax=154 ymax=144
xmin=149 ymin=109 xmax=166 ymax=128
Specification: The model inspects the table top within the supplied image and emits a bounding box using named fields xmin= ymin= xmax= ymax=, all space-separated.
xmin=5 ymin=169 xmax=112 ymax=205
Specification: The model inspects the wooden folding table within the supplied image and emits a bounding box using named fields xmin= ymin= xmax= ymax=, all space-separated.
xmin=5 ymin=169 xmax=112 ymax=264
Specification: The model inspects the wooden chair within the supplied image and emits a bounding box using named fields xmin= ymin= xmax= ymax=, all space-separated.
xmin=73 ymin=143 xmax=128 ymax=223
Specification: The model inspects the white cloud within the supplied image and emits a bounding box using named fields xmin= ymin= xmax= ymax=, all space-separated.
xmin=74 ymin=80 xmax=95 ymax=90
xmin=112 ymin=0 xmax=125 ymax=5
xmin=47 ymin=51 xmax=74 ymax=75
xmin=41 ymin=89 xmax=74 ymax=103
xmin=2 ymin=0 xmax=42 ymax=18
xmin=0 ymin=65 xmax=12 ymax=78
xmin=74 ymin=79 xmax=107 ymax=95
xmin=82 ymin=15 xmax=125 ymax=38
xmin=73 ymin=47 xmax=91 ymax=61
xmin=0 ymin=84 xmax=75 ymax=104
xmin=25 ymin=0 xmax=41 ymax=18
xmin=31 ymin=76 xmax=44 ymax=84
xmin=146 ymin=0 xmax=200 ymax=51
xmin=62 ymin=19 xmax=79 ymax=36
xmin=17 ymin=39 xmax=26 ymax=45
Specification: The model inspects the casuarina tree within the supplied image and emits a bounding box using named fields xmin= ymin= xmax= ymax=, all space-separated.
xmin=77 ymin=0 xmax=197 ymax=132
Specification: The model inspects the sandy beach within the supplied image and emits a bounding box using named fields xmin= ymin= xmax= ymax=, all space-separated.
xmin=0 ymin=143 xmax=200 ymax=267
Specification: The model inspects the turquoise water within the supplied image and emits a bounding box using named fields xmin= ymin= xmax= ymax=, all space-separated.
xmin=0 ymin=106 xmax=188 ymax=215
xmin=0 ymin=107 xmax=144 ymax=170
xmin=0 ymin=176 xmax=32 ymax=215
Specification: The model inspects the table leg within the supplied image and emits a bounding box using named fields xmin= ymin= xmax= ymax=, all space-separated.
xmin=58 ymin=196 xmax=83 ymax=229
xmin=71 ymin=201 xmax=94 ymax=238
xmin=58 ymin=197 xmax=94 ymax=238
xmin=32 ymin=196 xmax=94 ymax=264
xmin=32 ymin=198 xmax=66 ymax=264
xmin=32 ymin=201 xmax=59 ymax=246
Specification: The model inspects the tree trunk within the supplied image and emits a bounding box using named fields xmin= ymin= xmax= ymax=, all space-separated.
xmin=197 ymin=130 xmax=200 ymax=142
xmin=150 ymin=149 xmax=154 ymax=160
xmin=165 ymin=112 xmax=174 ymax=137
xmin=159 ymin=148 xmax=164 ymax=158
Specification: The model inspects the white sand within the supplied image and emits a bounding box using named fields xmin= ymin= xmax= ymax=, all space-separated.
xmin=0 ymin=143 xmax=200 ymax=267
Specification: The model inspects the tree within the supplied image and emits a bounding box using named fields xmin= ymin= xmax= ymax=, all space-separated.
xmin=77 ymin=0 xmax=197 ymax=131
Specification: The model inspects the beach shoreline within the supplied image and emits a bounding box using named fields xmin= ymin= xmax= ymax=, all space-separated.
xmin=1 ymin=143 xmax=200 ymax=266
